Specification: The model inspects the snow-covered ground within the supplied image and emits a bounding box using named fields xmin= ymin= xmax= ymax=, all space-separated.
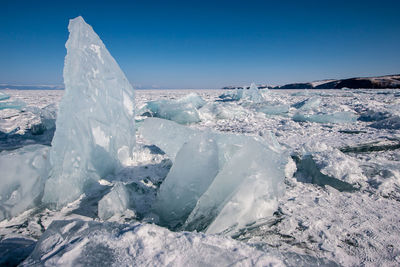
xmin=1 ymin=88 xmax=400 ymax=266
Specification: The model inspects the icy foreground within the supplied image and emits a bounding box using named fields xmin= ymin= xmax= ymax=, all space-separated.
xmin=2 ymin=89 xmax=400 ymax=266
xmin=43 ymin=16 xmax=135 ymax=207
xmin=22 ymin=220 xmax=281 ymax=266
xmin=21 ymin=219 xmax=337 ymax=266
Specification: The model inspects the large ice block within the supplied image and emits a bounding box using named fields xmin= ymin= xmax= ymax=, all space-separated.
xmin=139 ymin=118 xmax=287 ymax=235
xmin=153 ymin=132 xmax=219 ymax=228
xmin=184 ymin=139 xmax=286 ymax=234
xmin=43 ymin=16 xmax=135 ymax=208
xmin=0 ymin=145 xmax=49 ymax=220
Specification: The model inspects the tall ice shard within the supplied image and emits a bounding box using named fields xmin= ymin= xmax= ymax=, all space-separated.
xmin=43 ymin=16 xmax=135 ymax=207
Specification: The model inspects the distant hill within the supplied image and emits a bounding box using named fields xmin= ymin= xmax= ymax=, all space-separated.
xmin=0 ymin=84 xmax=64 ymax=90
xmin=223 ymin=74 xmax=400 ymax=89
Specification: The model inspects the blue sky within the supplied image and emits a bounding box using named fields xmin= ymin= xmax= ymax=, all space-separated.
xmin=1 ymin=0 xmax=399 ymax=89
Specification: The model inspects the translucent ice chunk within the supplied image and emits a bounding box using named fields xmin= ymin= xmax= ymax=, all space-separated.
xmin=139 ymin=117 xmax=247 ymax=165
xmin=176 ymin=93 xmax=206 ymax=109
xmin=141 ymin=93 xmax=205 ymax=124
xmin=198 ymin=103 xmax=248 ymax=120
xmin=138 ymin=118 xmax=195 ymax=160
xmin=143 ymin=100 xmax=201 ymax=124
xmin=293 ymin=111 xmax=358 ymax=124
xmin=256 ymin=103 xmax=290 ymax=115
xmin=218 ymin=89 xmax=243 ymax=102
xmin=291 ymin=90 xmax=310 ymax=96
xmin=0 ymin=100 xmax=26 ymax=110
xmin=39 ymin=104 xmax=58 ymax=131
xmin=153 ymin=132 xmax=219 ymax=228
xmin=43 ymin=16 xmax=135 ymax=208
xmin=243 ymin=83 xmax=264 ymax=103
xmin=292 ymin=96 xmax=321 ymax=110
xmin=140 ymin=118 xmax=287 ymax=235
xmin=0 ymin=91 xmax=10 ymax=101
xmin=0 ymin=145 xmax=49 ymax=220
xmin=98 ymin=182 xmax=130 ymax=220
xmin=215 ymin=104 xmax=248 ymax=119
xmin=26 ymin=104 xmax=58 ymax=134
xmin=184 ymin=139 xmax=286 ymax=234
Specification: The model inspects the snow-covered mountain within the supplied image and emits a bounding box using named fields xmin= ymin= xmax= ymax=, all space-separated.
xmin=223 ymin=74 xmax=400 ymax=89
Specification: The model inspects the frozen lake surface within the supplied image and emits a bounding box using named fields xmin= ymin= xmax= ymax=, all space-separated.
xmin=1 ymin=88 xmax=400 ymax=266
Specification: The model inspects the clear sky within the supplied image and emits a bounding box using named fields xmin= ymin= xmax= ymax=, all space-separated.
xmin=1 ymin=0 xmax=400 ymax=89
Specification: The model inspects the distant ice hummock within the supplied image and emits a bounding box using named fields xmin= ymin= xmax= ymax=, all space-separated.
xmin=43 ymin=16 xmax=135 ymax=207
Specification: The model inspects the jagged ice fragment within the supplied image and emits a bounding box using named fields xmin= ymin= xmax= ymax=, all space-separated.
xmin=0 ymin=145 xmax=49 ymax=220
xmin=98 ymin=182 xmax=131 ymax=220
xmin=140 ymin=93 xmax=205 ymax=125
xmin=43 ymin=16 xmax=135 ymax=208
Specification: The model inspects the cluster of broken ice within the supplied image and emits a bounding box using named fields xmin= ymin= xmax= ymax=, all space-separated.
xmin=292 ymin=96 xmax=321 ymax=110
xmin=139 ymin=118 xmax=287 ymax=235
xmin=198 ymin=102 xmax=249 ymax=120
xmin=217 ymin=83 xmax=293 ymax=117
xmin=42 ymin=16 xmax=136 ymax=208
xmin=218 ymin=88 xmax=243 ymax=102
xmin=291 ymin=96 xmax=358 ymax=124
xmin=139 ymin=93 xmax=206 ymax=124
xmin=360 ymin=104 xmax=400 ymax=130
xmin=0 ymin=91 xmax=10 ymax=101
xmin=243 ymin=83 xmax=265 ymax=102
xmin=252 ymin=102 xmax=290 ymax=116
xmin=0 ymin=92 xmax=26 ymax=110
xmin=218 ymin=83 xmax=265 ymax=103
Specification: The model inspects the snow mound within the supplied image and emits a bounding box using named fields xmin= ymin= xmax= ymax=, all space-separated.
xmin=22 ymin=219 xmax=285 ymax=266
